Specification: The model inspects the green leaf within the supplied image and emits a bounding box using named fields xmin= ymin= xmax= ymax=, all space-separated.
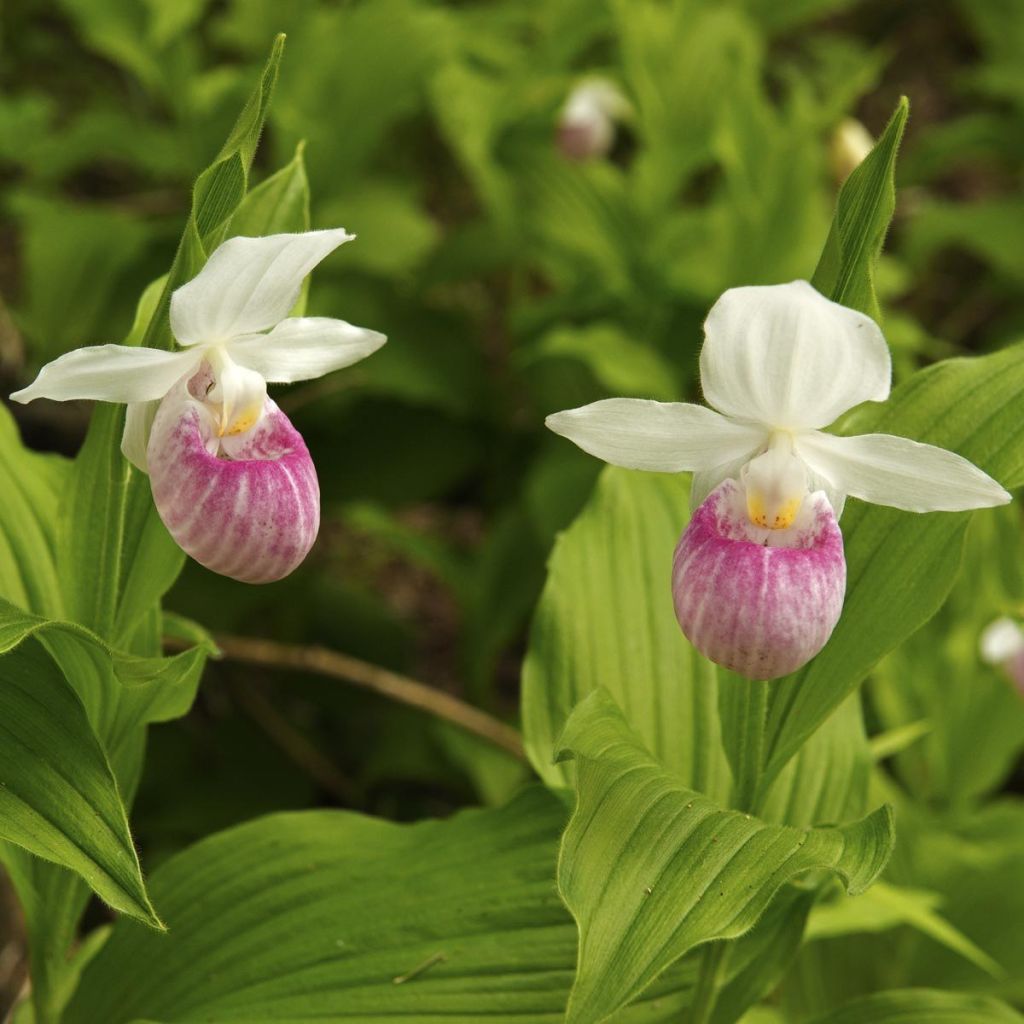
xmin=709 ymin=887 xmax=815 ymax=1024
xmin=56 ymin=405 xmax=135 ymax=640
xmin=0 ymin=598 xmax=207 ymax=753
xmin=888 ymin=800 xmax=1024 ymax=999
xmin=868 ymin=502 xmax=1024 ymax=807
xmin=811 ymin=97 xmax=908 ymax=320
xmin=0 ymin=404 xmax=67 ymax=618
xmin=0 ymin=637 xmax=160 ymax=927
xmin=54 ymin=35 xmax=288 ymax=647
xmin=759 ymin=342 xmax=1024 ymax=800
xmin=758 ymin=694 xmax=872 ymax=828
xmin=319 ymin=179 xmax=439 ymax=276
xmin=520 ymin=323 xmax=682 ymax=402
xmin=556 ymin=690 xmax=894 ymax=1024
xmin=113 ymin=479 xmax=186 ymax=645
xmin=869 ymin=720 xmax=932 ymax=761
xmin=806 ymin=880 xmax=1003 ymax=977
xmin=521 ymin=467 xmax=730 ymax=800
xmin=229 ymin=141 xmax=311 ymax=238
xmin=12 ymin=193 xmax=150 ymax=362
xmin=804 ymin=989 xmax=1023 ymax=1024
xmin=64 ymin=787 xmax=694 ymax=1023
xmin=139 ymin=32 xmax=285 ymax=353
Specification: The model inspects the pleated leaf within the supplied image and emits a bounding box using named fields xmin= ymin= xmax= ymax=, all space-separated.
xmin=805 ymin=989 xmax=1023 ymax=1024
xmin=811 ymin=97 xmax=908 ymax=321
xmin=64 ymin=787 xmax=697 ymax=1024
xmin=521 ymin=467 xmax=730 ymax=801
xmin=56 ymin=35 xmax=287 ymax=646
xmin=556 ymin=690 xmax=894 ymax=1024
xmin=0 ymin=637 xmax=159 ymax=927
xmin=0 ymin=404 xmax=67 ymax=618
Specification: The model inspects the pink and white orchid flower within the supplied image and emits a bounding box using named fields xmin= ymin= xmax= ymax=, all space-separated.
xmin=547 ymin=281 xmax=1010 ymax=679
xmin=12 ymin=230 xmax=385 ymax=583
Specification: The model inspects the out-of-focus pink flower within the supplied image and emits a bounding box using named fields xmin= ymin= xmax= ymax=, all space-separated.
xmin=557 ymin=79 xmax=631 ymax=161
xmin=980 ymin=617 xmax=1024 ymax=696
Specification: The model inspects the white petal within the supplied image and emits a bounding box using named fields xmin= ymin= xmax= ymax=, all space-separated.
xmin=169 ymin=230 xmax=354 ymax=345
xmin=10 ymin=346 xmax=197 ymax=404
xmin=796 ymin=430 xmax=1011 ymax=512
xmin=545 ymin=398 xmax=767 ymax=473
xmin=229 ymin=317 xmax=386 ymax=383
xmin=121 ymin=400 xmax=159 ymax=473
xmin=700 ymin=280 xmax=891 ymax=430
xmin=980 ymin=617 xmax=1024 ymax=665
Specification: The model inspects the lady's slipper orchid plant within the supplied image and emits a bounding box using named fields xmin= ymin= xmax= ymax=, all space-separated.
xmin=547 ymin=281 xmax=1010 ymax=679
xmin=12 ymin=230 xmax=385 ymax=584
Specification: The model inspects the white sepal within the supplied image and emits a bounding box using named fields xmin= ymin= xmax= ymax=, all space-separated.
xmin=700 ymin=281 xmax=891 ymax=431
xmin=796 ymin=430 xmax=1011 ymax=512
xmin=545 ymin=398 xmax=767 ymax=474
xmin=169 ymin=230 xmax=354 ymax=345
xmin=121 ymin=399 xmax=160 ymax=473
xmin=10 ymin=345 xmax=197 ymax=405
xmin=230 ymin=317 xmax=387 ymax=383
xmin=690 ymin=451 xmax=758 ymax=511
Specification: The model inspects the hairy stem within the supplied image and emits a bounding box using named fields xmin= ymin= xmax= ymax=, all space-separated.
xmin=691 ymin=676 xmax=772 ymax=1021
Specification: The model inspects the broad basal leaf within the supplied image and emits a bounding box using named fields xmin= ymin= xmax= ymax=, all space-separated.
xmin=0 ymin=637 xmax=159 ymax=927
xmin=811 ymin=97 xmax=908 ymax=321
xmin=0 ymin=403 xmax=66 ymax=618
xmin=64 ymin=787 xmax=694 ymax=1024
xmin=0 ymin=598 xmax=206 ymax=758
xmin=556 ymin=690 xmax=894 ymax=1024
xmin=522 ymin=467 xmax=730 ymax=800
xmin=805 ymin=988 xmax=1022 ymax=1024
xmin=760 ymin=342 xmax=1024 ymax=799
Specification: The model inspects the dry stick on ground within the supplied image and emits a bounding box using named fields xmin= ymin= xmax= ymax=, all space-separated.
xmin=169 ymin=632 xmax=526 ymax=761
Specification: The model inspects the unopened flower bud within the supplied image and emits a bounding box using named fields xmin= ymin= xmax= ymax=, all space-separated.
xmin=829 ymin=117 xmax=874 ymax=183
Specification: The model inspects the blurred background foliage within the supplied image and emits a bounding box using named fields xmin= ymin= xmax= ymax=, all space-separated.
xmin=2 ymin=0 xmax=1024 ymax=1005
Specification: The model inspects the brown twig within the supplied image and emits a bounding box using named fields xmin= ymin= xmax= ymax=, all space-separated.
xmin=168 ymin=632 xmax=526 ymax=761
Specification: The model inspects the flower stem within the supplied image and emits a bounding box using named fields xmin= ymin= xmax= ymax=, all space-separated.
xmin=691 ymin=676 xmax=772 ymax=1022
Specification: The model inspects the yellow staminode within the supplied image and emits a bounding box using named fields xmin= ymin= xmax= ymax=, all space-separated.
xmin=220 ymin=402 xmax=262 ymax=437
xmin=740 ymin=441 xmax=808 ymax=531
xmin=746 ymin=491 xmax=802 ymax=530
